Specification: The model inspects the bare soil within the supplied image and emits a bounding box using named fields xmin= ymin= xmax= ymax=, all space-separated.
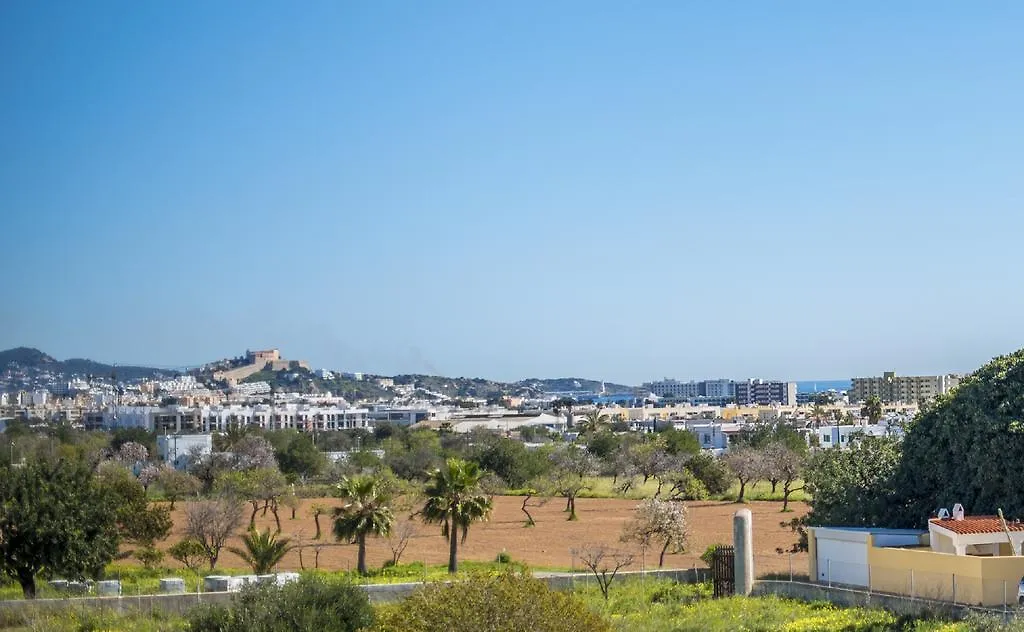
xmin=154 ymin=496 xmax=807 ymax=575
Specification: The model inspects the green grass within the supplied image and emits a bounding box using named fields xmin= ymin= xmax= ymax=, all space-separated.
xmin=518 ymin=477 xmax=812 ymax=503
xmin=573 ymin=578 xmax=967 ymax=632
xmin=1 ymin=576 xmax=1010 ymax=632
xmin=0 ymin=560 xmax=558 ymax=601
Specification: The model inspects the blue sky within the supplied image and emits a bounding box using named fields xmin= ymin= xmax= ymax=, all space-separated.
xmin=2 ymin=2 xmax=1024 ymax=384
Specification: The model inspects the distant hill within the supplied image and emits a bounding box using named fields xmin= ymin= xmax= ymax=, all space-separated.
xmin=0 ymin=347 xmax=177 ymax=381
xmin=0 ymin=347 xmax=58 ymax=367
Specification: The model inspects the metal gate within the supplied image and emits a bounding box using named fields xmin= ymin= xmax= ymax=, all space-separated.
xmin=711 ymin=545 xmax=735 ymax=598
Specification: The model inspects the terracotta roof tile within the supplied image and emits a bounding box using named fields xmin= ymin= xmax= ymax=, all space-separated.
xmin=929 ymin=516 xmax=1024 ymax=535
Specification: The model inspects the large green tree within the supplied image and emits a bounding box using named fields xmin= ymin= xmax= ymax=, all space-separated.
xmin=422 ymin=458 xmax=492 ymax=574
xmin=95 ymin=463 xmax=173 ymax=550
xmin=894 ymin=350 xmax=1024 ymax=524
xmin=268 ymin=431 xmax=326 ymax=482
xmin=333 ymin=475 xmax=394 ymax=575
xmin=803 ymin=435 xmax=903 ymax=527
xmin=0 ymin=459 xmax=120 ymax=598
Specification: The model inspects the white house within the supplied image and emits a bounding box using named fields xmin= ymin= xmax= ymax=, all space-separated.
xmin=681 ymin=422 xmax=745 ymax=454
xmin=811 ymin=424 xmax=890 ymax=449
xmin=156 ymin=433 xmax=213 ymax=469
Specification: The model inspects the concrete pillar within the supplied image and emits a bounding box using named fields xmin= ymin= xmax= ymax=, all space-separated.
xmin=734 ymin=508 xmax=754 ymax=596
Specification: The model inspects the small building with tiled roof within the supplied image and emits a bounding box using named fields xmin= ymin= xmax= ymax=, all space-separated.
xmin=928 ymin=511 xmax=1024 ymax=556
xmin=809 ymin=504 xmax=1024 ymax=606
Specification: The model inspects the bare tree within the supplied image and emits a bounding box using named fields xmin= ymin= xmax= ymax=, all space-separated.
xmin=723 ymin=447 xmax=764 ymax=503
xmin=573 ymin=544 xmax=636 ymax=601
xmin=549 ymin=446 xmax=597 ymax=520
xmin=627 ymin=439 xmax=673 ymax=486
xmin=309 ymin=503 xmax=330 ymax=540
xmin=386 ymin=517 xmax=418 ymax=566
xmin=183 ymin=497 xmax=243 ymax=570
xmin=621 ymin=499 xmax=688 ymax=567
xmin=762 ymin=442 xmax=805 ymax=512
xmin=519 ymin=486 xmax=551 ymax=527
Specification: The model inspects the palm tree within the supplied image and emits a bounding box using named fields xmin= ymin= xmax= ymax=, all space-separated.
xmin=213 ymin=421 xmax=252 ymax=452
xmin=227 ymin=527 xmax=294 ymax=574
xmin=421 ymin=458 xmax=493 ymax=574
xmin=333 ymin=475 xmax=394 ymax=575
xmin=861 ymin=396 xmax=883 ymax=425
xmin=579 ymin=410 xmax=610 ymax=435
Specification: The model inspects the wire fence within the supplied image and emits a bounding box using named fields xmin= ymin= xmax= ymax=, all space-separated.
xmin=754 ymin=555 xmax=1024 ymax=624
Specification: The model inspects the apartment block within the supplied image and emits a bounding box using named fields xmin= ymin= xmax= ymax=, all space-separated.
xmin=850 ymin=371 xmax=960 ymax=403
xmin=734 ymin=379 xmax=797 ymax=406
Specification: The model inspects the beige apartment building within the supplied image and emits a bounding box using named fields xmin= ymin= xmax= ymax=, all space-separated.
xmin=850 ymin=371 xmax=960 ymax=403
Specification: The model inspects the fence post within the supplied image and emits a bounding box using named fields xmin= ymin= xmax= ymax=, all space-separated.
xmin=1004 ymin=581 xmax=1008 ymax=623
xmin=910 ymin=569 xmax=915 ymax=600
xmin=789 ymin=554 xmax=793 ymax=583
xmin=952 ymin=573 xmax=956 ymax=605
xmin=827 ymin=560 xmax=831 ymax=588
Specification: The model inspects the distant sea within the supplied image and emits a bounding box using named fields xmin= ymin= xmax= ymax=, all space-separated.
xmin=795 ymin=380 xmax=851 ymax=393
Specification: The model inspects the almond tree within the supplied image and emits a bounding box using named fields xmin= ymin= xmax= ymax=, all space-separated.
xmin=762 ymin=442 xmax=806 ymax=512
xmin=621 ymin=498 xmax=688 ymax=567
xmin=184 ymin=496 xmax=244 ymax=570
xmin=723 ymin=447 xmax=764 ymax=503
xmin=549 ymin=445 xmax=597 ymax=520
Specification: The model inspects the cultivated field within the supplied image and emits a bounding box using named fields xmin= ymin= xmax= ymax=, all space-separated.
xmin=155 ymin=496 xmax=807 ymax=576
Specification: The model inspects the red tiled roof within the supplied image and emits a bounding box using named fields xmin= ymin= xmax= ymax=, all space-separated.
xmin=930 ymin=516 xmax=1024 ymax=535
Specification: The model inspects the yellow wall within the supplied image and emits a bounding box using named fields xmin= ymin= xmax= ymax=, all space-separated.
xmin=867 ymin=536 xmax=1024 ymax=606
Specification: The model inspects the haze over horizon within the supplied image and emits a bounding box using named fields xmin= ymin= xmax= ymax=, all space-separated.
xmin=3 ymin=3 xmax=1024 ymax=385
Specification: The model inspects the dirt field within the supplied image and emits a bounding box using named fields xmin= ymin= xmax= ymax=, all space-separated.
xmin=156 ymin=496 xmax=807 ymax=576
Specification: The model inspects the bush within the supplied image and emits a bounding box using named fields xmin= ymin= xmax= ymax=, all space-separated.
xmin=495 ymin=550 xmax=512 ymax=564
xmin=374 ymin=570 xmax=610 ymax=632
xmin=686 ymin=453 xmax=732 ymax=496
xmin=136 ymin=545 xmax=165 ymax=570
xmin=187 ymin=574 xmax=373 ymax=632
xmin=187 ymin=604 xmax=234 ymax=632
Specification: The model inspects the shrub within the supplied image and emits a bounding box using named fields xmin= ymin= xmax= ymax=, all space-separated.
xmin=136 ymin=545 xmax=165 ymax=570
xmin=187 ymin=604 xmax=234 ymax=632
xmin=686 ymin=453 xmax=732 ymax=496
xmin=187 ymin=574 xmax=373 ymax=632
xmin=495 ymin=550 xmax=512 ymax=564
xmin=374 ymin=570 xmax=610 ymax=632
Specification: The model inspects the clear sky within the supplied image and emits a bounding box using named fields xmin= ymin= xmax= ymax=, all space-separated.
xmin=3 ymin=2 xmax=1024 ymax=385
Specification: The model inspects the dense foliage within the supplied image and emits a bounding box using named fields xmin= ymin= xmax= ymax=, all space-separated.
xmin=188 ymin=574 xmax=374 ymax=632
xmin=0 ymin=459 xmax=120 ymax=598
xmin=805 ymin=349 xmax=1024 ymax=529
xmin=803 ymin=435 xmax=903 ymax=527
xmin=896 ymin=349 xmax=1024 ymax=523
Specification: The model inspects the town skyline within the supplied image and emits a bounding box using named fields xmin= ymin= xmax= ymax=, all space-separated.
xmin=0 ymin=342 xmax=980 ymax=389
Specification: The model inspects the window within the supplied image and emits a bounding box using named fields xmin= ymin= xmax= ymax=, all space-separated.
xmin=823 ymin=435 xmax=831 ymax=443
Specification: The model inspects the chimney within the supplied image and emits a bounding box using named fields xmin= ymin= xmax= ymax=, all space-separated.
xmin=952 ymin=503 xmax=965 ymax=521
